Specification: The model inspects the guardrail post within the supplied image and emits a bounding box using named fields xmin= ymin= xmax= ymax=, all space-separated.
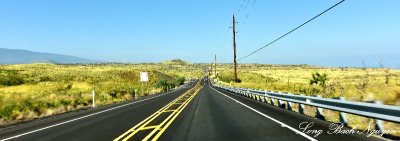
xmin=299 ymin=94 xmax=306 ymax=114
xmin=315 ymin=95 xmax=326 ymax=120
xmin=287 ymin=101 xmax=293 ymax=111
xmin=264 ymin=94 xmax=269 ymax=104
xmin=270 ymin=98 xmax=275 ymax=106
xmin=265 ymin=92 xmax=270 ymax=103
xmin=339 ymin=97 xmax=348 ymax=126
xmin=261 ymin=94 xmax=266 ymax=103
xmin=374 ymin=101 xmax=385 ymax=133
xmin=278 ymin=99 xmax=285 ymax=108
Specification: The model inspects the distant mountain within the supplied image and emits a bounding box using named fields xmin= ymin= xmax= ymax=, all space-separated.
xmin=0 ymin=48 xmax=99 ymax=64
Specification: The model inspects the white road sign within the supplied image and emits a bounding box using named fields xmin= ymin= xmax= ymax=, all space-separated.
xmin=140 ymin=72 xmax=149 ymax=82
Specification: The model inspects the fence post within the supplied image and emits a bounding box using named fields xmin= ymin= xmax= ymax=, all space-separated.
xmin=134 ymin=89 xmax=138 ymax=100
xmin=315 ymin=95 xmax=326 ymax=120
xmin=92 ymin=89 xmax=95 ymax=108
xmin=374 ymin=101 xmax=385 ymax=133
xmin=339 ymin=97 xmax=348 ymax=126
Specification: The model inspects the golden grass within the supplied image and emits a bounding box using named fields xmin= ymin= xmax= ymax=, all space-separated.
xmin=0 ymin=63 xmax=203 ymax=126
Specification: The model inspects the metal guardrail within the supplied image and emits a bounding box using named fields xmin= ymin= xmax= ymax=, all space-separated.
xmin=211 ymin=83 xmax=400 ymax=131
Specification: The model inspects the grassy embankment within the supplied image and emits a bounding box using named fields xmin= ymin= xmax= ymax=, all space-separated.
xmin=213 ymin=64 xmax=400 ymax=136
xmin=0 ymin=63 xmax=203 ymax=126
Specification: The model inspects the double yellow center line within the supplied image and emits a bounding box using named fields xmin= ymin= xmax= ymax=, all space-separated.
xmin=114 ymin=81 xmax=202 ymax=141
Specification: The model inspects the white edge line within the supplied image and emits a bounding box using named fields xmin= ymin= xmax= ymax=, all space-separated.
xmin=210 ymin=86 xmax=318 ymax=141
xmin=0 ymin=87 xmax=189 ymax=141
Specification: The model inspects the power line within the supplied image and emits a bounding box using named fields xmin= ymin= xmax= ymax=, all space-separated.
xmin=237 ymin=0 xmax=345 ymax=61
xmin=235 ymin=0 xmax=257 ymax=32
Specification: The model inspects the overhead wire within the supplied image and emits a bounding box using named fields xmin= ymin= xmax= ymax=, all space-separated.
xmin=237 ymin=0 xmax=345 ymax=61
xmin=236 ymin=0 xmax=257 ymax=32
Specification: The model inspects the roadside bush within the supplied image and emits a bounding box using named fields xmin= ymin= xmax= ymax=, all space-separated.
xmin=155 ymin=79 xmax=168 ymax=91
xmin=175 ymin=77 xmax=186 ymax=85
xmin=0 ymin=105 xmax=15 ymax=119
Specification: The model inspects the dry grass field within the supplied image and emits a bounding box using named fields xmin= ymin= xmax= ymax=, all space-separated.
xmin=0 ymin=63 xmax=203 ymax=126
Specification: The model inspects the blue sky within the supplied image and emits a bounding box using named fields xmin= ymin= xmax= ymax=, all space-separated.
xmin=0 ymin=0 xmax=399 ymax=68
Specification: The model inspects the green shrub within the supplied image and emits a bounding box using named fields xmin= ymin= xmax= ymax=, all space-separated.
xmin=39 ymin=76 xmax=52 ymax=82
xmin=310 ymin=72 xmax=328 ymax=87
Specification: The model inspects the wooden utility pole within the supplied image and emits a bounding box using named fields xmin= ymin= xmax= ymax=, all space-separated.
xmin=232 ymin=15 xmax=238 ymax=82
xmin=214 ymin=54 xmax=217 ymax=77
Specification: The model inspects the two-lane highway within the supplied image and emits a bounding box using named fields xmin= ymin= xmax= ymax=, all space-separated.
xmin=0 ymin=78 xmax=388 ymax=141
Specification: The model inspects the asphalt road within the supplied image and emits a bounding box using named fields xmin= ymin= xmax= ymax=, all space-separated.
xmin=0 ymin=78 xmax=389 ymax=141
